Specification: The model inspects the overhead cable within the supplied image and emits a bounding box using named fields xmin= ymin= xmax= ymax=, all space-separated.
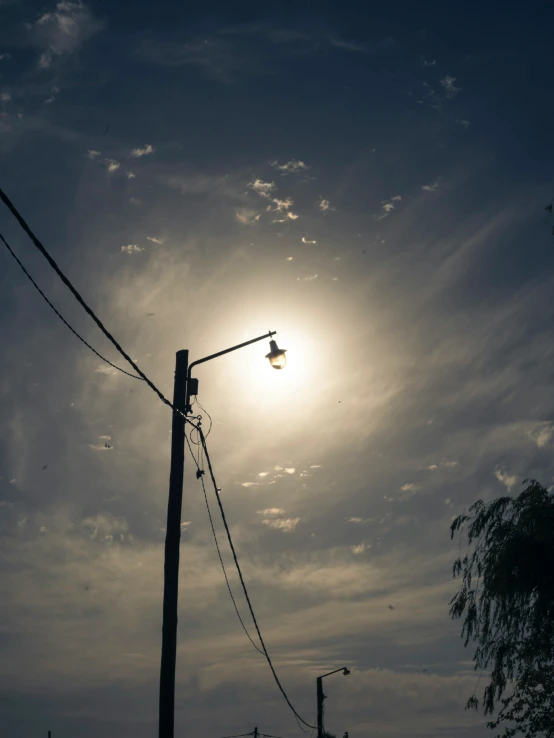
xmin=0 ymin=186 xmax=178 ymax=411
xmin=1 ymin=233 xmax=142 ymax=380
xmin=184 ymin=431 xmax=264 ymax=657
xmin=198 ymin=426 xmax=315 ymax=732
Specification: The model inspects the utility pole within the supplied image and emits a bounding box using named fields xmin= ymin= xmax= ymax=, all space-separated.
xmin=253 ymin=728 xmax=259 ymax=738
xmin=159 ymin=350 xmax=189 ymax=738
xmin=317 ymin=676 xmax=325 ymax=738
xmin=48 ymin=732 xmax=51 ymax=738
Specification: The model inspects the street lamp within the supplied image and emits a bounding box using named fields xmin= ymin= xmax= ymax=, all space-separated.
xmin=265 ymin=339 xmax=287 ymax=370
xmin=316 ymin=667 xmax=351 ymax=738
xmin=159 ymin=331 xmax=284 ymax=738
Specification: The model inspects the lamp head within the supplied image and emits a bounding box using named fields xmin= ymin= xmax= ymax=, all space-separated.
xmin=265 ymin=339 xmax=287 ymax=370
xmin=343 ymin=668 xmax=351 ymax=676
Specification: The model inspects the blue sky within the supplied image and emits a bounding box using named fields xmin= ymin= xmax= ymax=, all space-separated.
xmin=1 ymin=2 xmax=554 ymax=737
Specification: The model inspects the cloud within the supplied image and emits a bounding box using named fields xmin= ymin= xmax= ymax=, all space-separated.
xmin=440 ymin=75 xmax=461 ymax=96
xmin=297 ymin=274 xmax=318 ymax=282
xmin=87 ymin=149 xmax=101 ymax=159
xmin=495 ymin=468 xmax=517 ymax=490
xmin=526 ymin=422 xmax=554 ymax=448
xmin=34 ymin=1 xmax=101 ymax=69
xmin=105 ymin=159 xmax=120 ymax=173
xmin=422 ymin=180 xmax=440 ymax=192
xmin=347 ymin=517 xmax=372 ymax=524
xmin=146 ymin=236 xmax=164 ymax=245
xmin=44 ymin=86 xmax=60 ymax=104
xmin=422 ymin=58 xmax=436 ymax=67
xmin=286 ymin=256 xmax=293 ymax=261
xmin=257 ymin=508 xmax=285 ymax=516
xmin=284 ymin=468 xmax=295 ymax=474
xmin=121 ymin=244 xmax=144 ymax=255
xmin=318 ymin=197 xmax=333 ymax=212
xmin=1 ymin=92 xmax=11 ymax=103
xmin=376 ymin=195 xmax=402 ymax=220
xmin=400 ymin=483 xmax=419 ymax=494
xmin=235 ymin=208 xmax=261 ymax=225
xmin=131 ymin=144 xmax=154 ymax=158
xmin=127 ymin=172 xmax=136 ymax=179
xmin=301 ymin=237 xmax=316 ymax=244
xmin=262 ymin=517 xmax=300 ymax=532
xmin=240 ymin=482 xmax=259 ymax=488
xmin=270 ymin=159 xmax=308 ymax=174
xmin=460 ymin=119 xmax=471 ymax=128
xmin=271 ymin=197 xmax=294 ymax=212
xmin=81 ymin=513 xmax=128 ymax=542
xmin=248 ymin=179 xmax=275 ymax=198
xmin=352 ymin=543 xmax=369 ymax=554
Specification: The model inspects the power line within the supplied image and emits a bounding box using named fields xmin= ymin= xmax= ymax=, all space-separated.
xmin=198 ymin=427 xmax=315 ymax=732
xmin=0 ymin=185 xmax=178 ymax=412
xmin=1 ymin=232 xmax=142 ymax=380
xmin=184 ymin=431 xmax=264 ymax=657
xmin=1 ymin=185 xmax=312 ymax=731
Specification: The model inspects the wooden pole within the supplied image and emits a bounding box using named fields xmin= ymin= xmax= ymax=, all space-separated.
xmin=159 ymin=350 xmax=189 ymax=738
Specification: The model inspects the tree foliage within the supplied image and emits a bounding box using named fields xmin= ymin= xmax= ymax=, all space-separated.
xmin=450 ymin=479 xmax=554 ymax=738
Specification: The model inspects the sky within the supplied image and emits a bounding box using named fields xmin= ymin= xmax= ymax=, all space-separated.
xmin=1 ymin=1 xmax=554 ymax=737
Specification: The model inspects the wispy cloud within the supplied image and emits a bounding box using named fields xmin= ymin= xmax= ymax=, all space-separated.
xmin=422 ymin=180 xmax=441 ymax=192
xmin=297 ymin=274 xmax=318 ymax=282
xmin=257 ymin=508 xmax=286 ymax=516
xmin=87 ymin=149 xmax=101 ymax=159
xmin=105 ymin=159 xmax=120 ymax=173
xmin=44 ymin=86 xmax=60 ymax=104
xmin=235 ymin=208 xmax=261 ymax=225
xmin=301 ymin=237 xmax=317 ymax=244
xmin=270 ymin=159 xmax=308 ymax=174
xmin=526 ymin=422 xmax=554 ymax=448
xmin=376 ymin=195 xmax=402 ymax=220
xmin=34 ymin=1 xmax=101 ymax=70
xmin=249 ymin=178 xmax=275 ymax=198
xmin=318 ymin=197 xmax=333 ymax=212
xmin=131 ymin=144 xmax=154 ymax=158
xmin=121 ymin=244 xmax=144 ymax=255
xmin=146 ymin=236 xmax=165 ymax=245
xmin=495 ymin=468 xmax=518 ymax=490
xmin=352 ymin=542 xmax=369 ymax=554
xmin=440 ymin=75 xmax=461 ymax=97
xmin=262 ymin=517 xmax=300 ymax=532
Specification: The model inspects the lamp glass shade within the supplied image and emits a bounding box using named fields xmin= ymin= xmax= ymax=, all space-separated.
xmin=266 ymin=340 xmax=287 ymax=370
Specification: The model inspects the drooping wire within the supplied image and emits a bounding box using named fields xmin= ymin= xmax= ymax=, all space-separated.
xmin=184 ymin=430 xmax=264 ymax=658
xmin=0 ymin=186 xmax=180 ymax=413
xmin=1 ymin=233 xmax=143 ymax=380
xmin=198 ymin=426 xmax=314 ymax=732
xmin=216 ymin=733 xmax=254 ymax=738
xmin=195 ymin=395 xmax=213 ymax=438
xmin=0 ymin=185 xmax=311 ymax=731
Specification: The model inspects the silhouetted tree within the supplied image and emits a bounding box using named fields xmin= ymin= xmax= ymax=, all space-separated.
xmin=450 ymin=479 xmax=554 ymax=738
xmin=547 ymin=203 xmax=553 ymax=237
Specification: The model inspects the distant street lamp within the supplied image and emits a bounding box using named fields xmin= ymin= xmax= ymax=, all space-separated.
xmin=159 ymin=331 xmax=284 ymax=738
xmin=316 ymin=667 xmax=351 ymax=738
